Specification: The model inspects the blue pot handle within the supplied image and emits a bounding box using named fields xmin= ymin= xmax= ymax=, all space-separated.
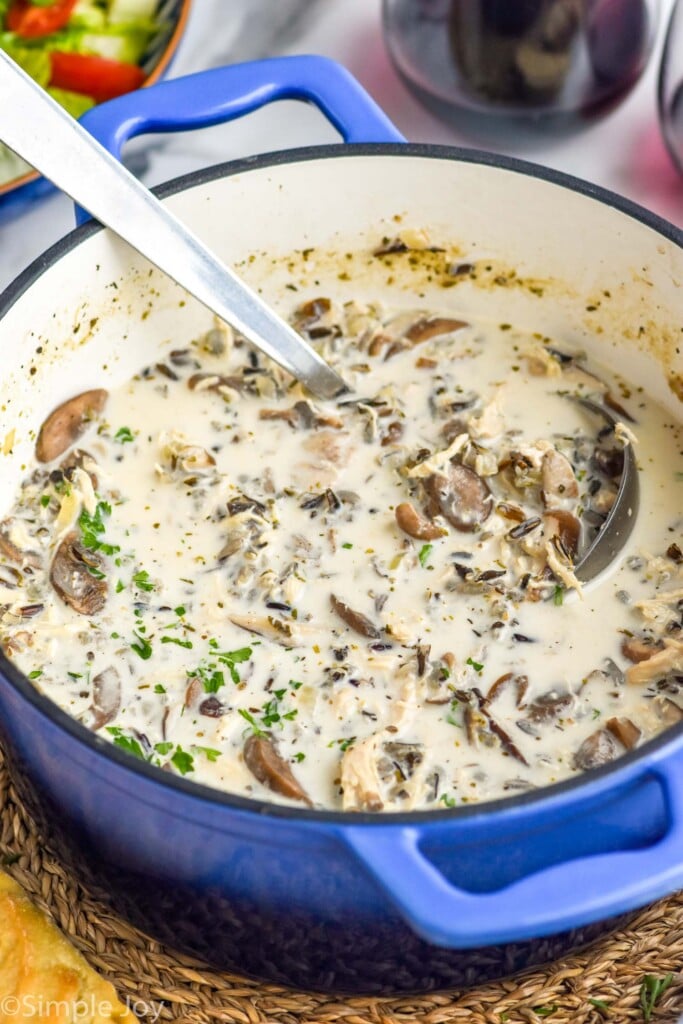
xmin=77 ymin=55 xmax=404 ymax=207
xmin=343 ymin=756 xmax=683 ymax=948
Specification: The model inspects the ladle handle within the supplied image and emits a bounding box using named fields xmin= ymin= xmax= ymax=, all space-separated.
xmin=79 ymin=54 xmax=406 ymax=175
xmin=0 ymin=49 xmax=347 ymax=400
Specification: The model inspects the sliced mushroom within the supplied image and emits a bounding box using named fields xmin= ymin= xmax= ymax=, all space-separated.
xmin=487 ymin=672 xmax=529 ymax=707
xmin=593 ymin=446 xmax=624 ymax=480
xmin=292 ymin=297 xmax=335 ymax=337
xmin=425 ymin=463 xmax=492 ymax=532
xmin=229 ymin=612 xmax=300 ymax=647
xmin=243 ymin=733 xmax=312 ymax=805
xmin=49 ymin=531 xmax=107 ymax=615
xmin=36 ymin=389 xmax=108 ymax=463
xmin=330 ymin=594 xmax=381 ymax=639
xmin=91 ymin=667 xmax=121 ymax=730
xmin=259 ymin=400 xmax=342 ymax=430
xmin=541 ymin=449 xmax=579 ymax=505
xmin=573 ymin=729 xmax=619 ymax=770
xmin=395 ymin=502 xmax=447 ymax=541
xmin=184 ymin=676 xmax=203 ymax=709
xmin=653 ymin=696 xmax=683 ymax=726
xmin=621 ymin=636 xmax=664 ymax=664
xmin=605 ymin=716 xmax=641 ymax=750
xmin=405 ymin=317 xmax=468 ymax=344
xmin=543 ymin=509 xmax=581 ymax=559
xmin=525 ymin=690 xmax=573 ymax=723
xmin=199 ymin=696 xmax=227 ymax=718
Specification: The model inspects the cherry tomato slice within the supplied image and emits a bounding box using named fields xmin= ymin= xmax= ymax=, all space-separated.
xmin=6 ymin=0 xmax=78 ymax=38
xmin=49 ymin=51 xmax=146 ymax=103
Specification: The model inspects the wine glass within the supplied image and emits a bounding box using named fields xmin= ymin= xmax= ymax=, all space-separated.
xmin=382 ymin=0 xmax=662 ymax=142
xmin=659 ymin=0 xmax=683 ymax=172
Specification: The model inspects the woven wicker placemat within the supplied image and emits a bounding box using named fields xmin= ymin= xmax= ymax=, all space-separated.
xmin=1 ymin=747 xmax=682 ymax=1024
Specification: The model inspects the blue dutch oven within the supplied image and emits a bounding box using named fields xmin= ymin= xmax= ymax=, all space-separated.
xmin=0 ymin=56 xmax=681 ymax=993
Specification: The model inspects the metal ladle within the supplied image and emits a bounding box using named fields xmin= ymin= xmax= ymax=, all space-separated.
xmin=572 ymin=397 xmax=640 ymax=583
xmin=0 ymin=50 xmax=347 ymax=401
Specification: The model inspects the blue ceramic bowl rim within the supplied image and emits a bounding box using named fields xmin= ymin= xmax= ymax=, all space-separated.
xmin=0 ymin=140 xmax=682 ymax=826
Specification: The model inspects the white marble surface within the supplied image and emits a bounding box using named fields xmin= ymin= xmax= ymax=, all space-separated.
xmin=0 ymin=0 xmax=680 ymax=294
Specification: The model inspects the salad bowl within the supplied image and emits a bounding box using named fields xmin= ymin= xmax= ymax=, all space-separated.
xmin=0 ymin=0 xmax=192 ymax=210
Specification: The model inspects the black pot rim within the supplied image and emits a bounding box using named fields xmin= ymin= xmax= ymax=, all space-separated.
xmin=1 ymin=140 xmax=681 ymax=827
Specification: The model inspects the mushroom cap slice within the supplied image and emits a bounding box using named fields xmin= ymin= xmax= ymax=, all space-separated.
xmin=395 ymin=502 xmax=447 ymax=541
xmin=330 ymin=594 xmax=381 ymax=639
xmin=91 ymin=667 xmax=121 ymax=730
xmin=50 ymin=531 xmax=107 ymax=615
xmin=36 ymin=389 xmax=108 ymax=464
xmin=543 ymin=509 xmax=581 ymax=559
xmin=243 ymin=733 xmax=312 ymax=806
xmin=573 ymin=729 xmax=619 ymax=771
xmin=425 ymin=463 xmax=493 ymax=532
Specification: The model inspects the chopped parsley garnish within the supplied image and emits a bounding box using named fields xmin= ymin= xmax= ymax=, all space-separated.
xmin=161 ymin=636 xmax=194 ymax=649
xmin=193 ymin=745 xmax=221 ymax=762
xmin=445 ymin=702 xmax=461 ymax=727
xmin=418 ymin=543 xmax=433 ymax=567
xmin=239 ymin=689 xmax=299 ymax=733
xmin=114 ymin=426 xmax=134 ymax=444
xmin=28 ymin=669 xmax=43 ymax=680
xmin=639 ymin=974 xmax=674 ymax=1022
xmin=216 ymin=645 xmax=253 ymax=684
xmin=131 ymin=631 xmax=153 ymax=660
xmin=338 ymin=737 xmax=355 ymax=752
xmin=440 ymin=793 xmax=456 ymax=807
xmin=132 ymin=569 xmax=155 ymax=592
xmin=466 ymin=656 xmax=484 ymax=673
xmin=107 ymin=727 xmax=145 ymax=760
xmin=40 ymin=494 xmax=50 ymax=508
xmin=342 ymin=542 xmax=353 ymax=549
xmin=188 ymin=642 xmax=252 ymax=695
xmin=238 ymin=708 xmax=265 ymax=737
xmin=587 ymin=999 xmax=609 ymax=1011
xmin=198 ymin=668 xmax=225 ymax=694
xmin=115 ymin=579 xmax=125 ymax=593
xmin=79 ymin=501 xmax=120 ymax=557
xmin=553 ymin=585 xmax=564 ymax=606
xmin=170 ymin=746 xmax=194 ymax=775
xmin=103 ymin=737 xmax=201 ymax=776
xmin=532 ymin=1007 xmax=557 ymax=1019
xmin=154 ymin=684 xmax=166 ymax=694
xmin=294 ymin=752 xmax=305 ymax=762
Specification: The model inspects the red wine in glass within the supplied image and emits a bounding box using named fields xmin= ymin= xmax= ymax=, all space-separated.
xmin=383 ymin=0 xmax=660 ymax=143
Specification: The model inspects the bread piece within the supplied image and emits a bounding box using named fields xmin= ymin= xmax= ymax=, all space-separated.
xmin=0 ymin=869 xmax=136 ymax=1023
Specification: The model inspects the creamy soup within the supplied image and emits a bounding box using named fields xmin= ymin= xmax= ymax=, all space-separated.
xmin=1 ymin=281 xmax=682 ymax=811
